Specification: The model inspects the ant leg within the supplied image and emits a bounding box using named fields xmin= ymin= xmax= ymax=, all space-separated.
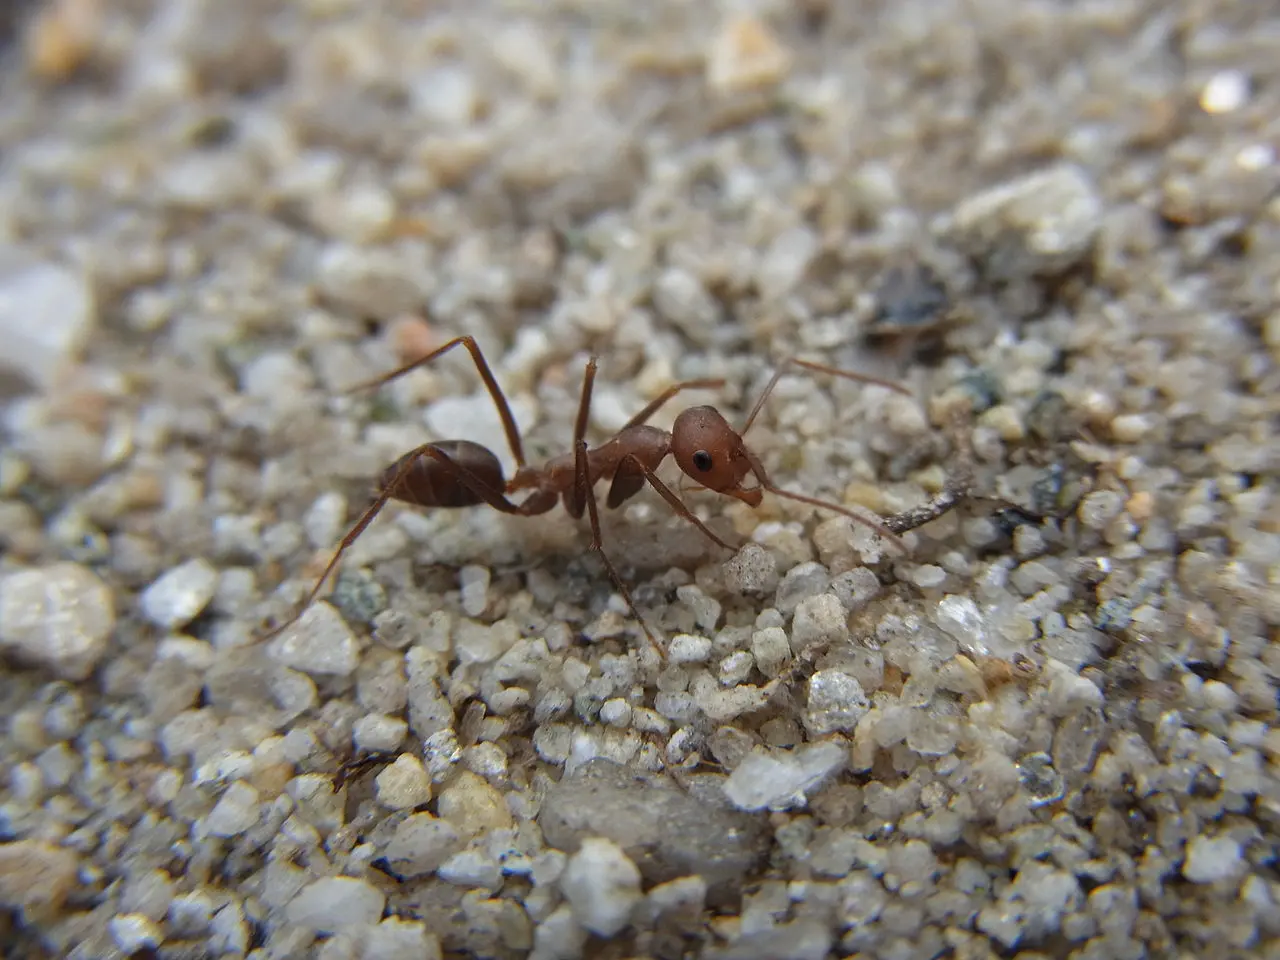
xmin=346 ymin=335 xmax=528 ymax=468
xmin=619 ymin=454 xmax=736 ymax=551
xmin=741 ymin=356 xmax=911 ymax=435
xmin=575 ymin=439 xmax=666 ymax=659
xmin=573 ymin=357 xmax=597 ymax=452
xmin=623 ymin=378 xmax=726 ymax=430
xmin=259 ymin=443 xmax=543 ymax=643
xmin=565 ymin=360 xmax=665 ymax=656
xmin=561 ymin=356 xmax=599 ymax=520
xmin=743 ymin=449 xmax=909 ymax=554
xmin=260 ymin=441 xmax=443 ymax=642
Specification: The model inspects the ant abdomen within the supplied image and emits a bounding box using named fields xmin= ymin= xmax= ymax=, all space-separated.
xmin=379 ymin=440 xmax=506 ymax=508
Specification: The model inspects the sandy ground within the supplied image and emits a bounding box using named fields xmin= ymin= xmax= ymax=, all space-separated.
xmin=0 ymin=1 xmax=1278 ymax=958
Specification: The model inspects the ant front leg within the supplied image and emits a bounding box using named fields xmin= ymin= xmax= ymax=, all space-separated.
xmin=611 ymin=454 xmax=736 ymax=551
xmin=742 ymin=448 xmax=909 ymax=554
xmin=605 ymin=373 xmax=737 ymax=548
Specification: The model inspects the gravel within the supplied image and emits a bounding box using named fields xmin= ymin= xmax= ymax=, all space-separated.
xmin=0 ymin=562 xmax=114 ymax=679
xmin=943 ymin=163 xmax=1104 ymax=281
xmin=0 ymin=244 xmax=97 ymax=394
xmin=286 ymin=876 xmax=387 ymax=934
xmin=200 ymin=780 xmax=262 ymax=838
xmin=0 ymin=839 xmax=80 ymax=925
xmin=559 ymin=837 xmax=643 ymax=937
xmin=1 ymin=1 xmax=1278 ymax=957
xmin=723 ymin=742 xmax=848 ymax=813
xmin=138 ymin=557 xmax=219 ymax=630
xmin=268 ymin=599 xmax=361 ymax=676
xmin=539 ymin=759 xmax=770 ymax=898
xmin=374 ymin=753 xmax=432 ymax=810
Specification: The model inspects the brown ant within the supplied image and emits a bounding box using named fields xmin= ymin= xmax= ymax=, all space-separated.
xmin=263 ymin=336 xmax=913 ymax=656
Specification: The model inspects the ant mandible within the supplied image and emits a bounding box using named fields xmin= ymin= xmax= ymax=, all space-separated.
xmin=263 ymin=336 xmax=912 ymax=657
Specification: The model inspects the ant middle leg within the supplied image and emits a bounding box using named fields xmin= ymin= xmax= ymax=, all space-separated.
xmin=346 ymin=335 xmax=528 ymax=469
xmin=562 ymin=355 xmax=599 ymax=520
xmin=573 ymin=356 xmax=598 ymax=456
xmin=576 ymin=439 xmax=667 ymax=659
xmin=563 ymin=357 xmax=667 ymax=656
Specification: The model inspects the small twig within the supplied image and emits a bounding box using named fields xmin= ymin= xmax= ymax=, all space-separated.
xmin=883 ymin=406 xmax=978 ymax=534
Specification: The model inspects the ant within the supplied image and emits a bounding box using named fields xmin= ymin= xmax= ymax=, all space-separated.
xmin=263 ymin=336 xmax=915 ymax=657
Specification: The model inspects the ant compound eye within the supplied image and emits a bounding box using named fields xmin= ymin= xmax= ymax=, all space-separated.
xmin=692 ymin=450 xmax=714 ymax=472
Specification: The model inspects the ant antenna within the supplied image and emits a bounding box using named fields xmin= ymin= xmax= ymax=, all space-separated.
xmin=741 ymin=356 xmax=912 ymax=436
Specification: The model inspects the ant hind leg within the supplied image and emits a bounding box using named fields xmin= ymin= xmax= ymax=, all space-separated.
xmin=345 ymin=335 xmax=529 ymax=469
xmin=259 ymin=442 xmax=537 ymax=644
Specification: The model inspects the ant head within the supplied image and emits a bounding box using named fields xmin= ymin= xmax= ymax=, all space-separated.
xmin=671 ymin=405 xmax=760 ymax=505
